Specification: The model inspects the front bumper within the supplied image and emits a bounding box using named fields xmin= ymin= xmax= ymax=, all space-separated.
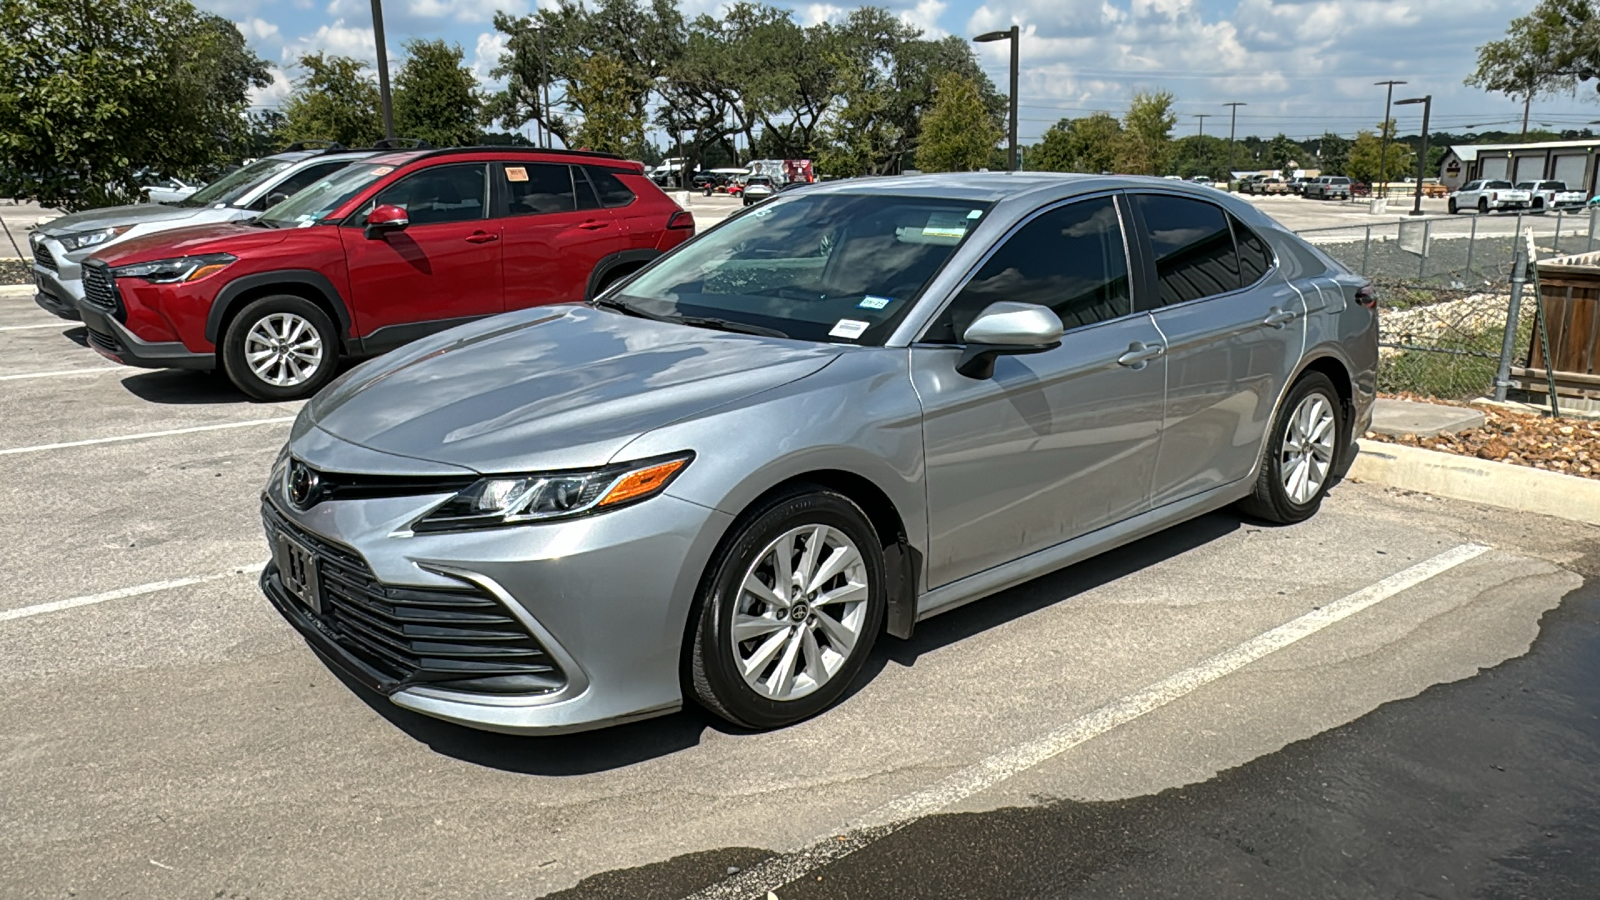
xmin=78 ymin=303 xmax=213 ymax=370
xmin=31 ymin=264 xmax=81 ymax=321
xmin=259 ymin=433 xmax=734 ymax=735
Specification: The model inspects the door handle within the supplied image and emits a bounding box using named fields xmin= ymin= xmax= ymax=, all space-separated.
xmin=465 ymin=232 xmax=499 ymax=244
xmin=1262 ymin=308 xmax=1299 ymax=328
xmin=1117 ymin=342 xmax=1165 ymax=368
xmin=578 ymin=220 xmax=609 ymax=230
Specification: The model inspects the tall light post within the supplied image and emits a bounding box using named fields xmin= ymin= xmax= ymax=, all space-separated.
xmin=1223 ymin=101 xmax=1246 ymax=181
xmin=1374 ymin=80 xmax=1406 ymax=200
xmin=975 ymin=26 xmax=1020 ymax=171
xmin=1397 ymin=95 xmax=1432 ymax=217
xmin=1193 ymin=114 xmax=1212 ymax=178
xmin=370 ymin=0 xmax=395 ymax=141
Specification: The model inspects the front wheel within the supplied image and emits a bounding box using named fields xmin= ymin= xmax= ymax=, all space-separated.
xmin=690 ymin=487 xmax=887 ymax=730
xmin=1447 ymin=197 xmax=1457 ymax=214
xmin=221 ymin=295 xmax=340 ymax=401
xmin=1478 ymin=198 xmax=1489 ymax=214
xmin=1238 ymin=372 xmax=1346 ymax=524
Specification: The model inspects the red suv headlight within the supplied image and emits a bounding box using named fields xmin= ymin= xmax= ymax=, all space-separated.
xmin=111 ymin=253 xmax=236 ymax=284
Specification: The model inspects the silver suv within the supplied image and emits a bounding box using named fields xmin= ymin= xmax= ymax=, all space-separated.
xmin=1303 ymin=176 xmax=1352 ymax=200
xmin=261 ymin=174 xmax=1378 ymax=735
xmin=28 ymin=144 xmax=375 ymax=319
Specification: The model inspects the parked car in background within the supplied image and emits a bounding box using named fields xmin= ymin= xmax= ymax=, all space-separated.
xmin=1287 ymin=177 xmax=1313 ymax=194
xmin=1238 ymin=174 xmax=1267 ymax=193
xmin=80 ymin=147 xmax=695 ymax=400
xmin=1447 ymin=180 xmax=1531 ymax=214
xmin=742 ymin=174 xmax=777 ymax=206
xmin=29 ymin=144 xmax=376 ymax=320
xmin=256 ymin=173 xmax=1376 ymax=736
xmin=1517 ymin=180 xmax=1586 ymax=211
xmin=1303 ymin=176 xmax=1352 ymax=200
xmin=1248 ymin=177 xmax=1290 ymax=195
xmin=141 ymin=177 xmax=203 ymax=204
xmin=1188 ymin=176 xmax=1216 ymax=188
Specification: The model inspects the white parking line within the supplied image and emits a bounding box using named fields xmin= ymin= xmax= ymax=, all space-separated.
xmin=688 ymin=542 xmax=1492 ymax=900
xmin=0 ymin=416 xmax=296 ymax=456
xmin=0 ymin=323 xmax=70 ymax=332
xmin=0 ymin=563 xmax=267 ymax=623
xmin=0 ymin=367 xmax=119 ymax=381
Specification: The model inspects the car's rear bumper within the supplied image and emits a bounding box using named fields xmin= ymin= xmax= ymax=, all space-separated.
xmin=78 ymin=304 xmax=213 ymax=370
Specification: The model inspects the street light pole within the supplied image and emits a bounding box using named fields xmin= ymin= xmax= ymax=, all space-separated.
xmin=1397 ymin=95 xmax=1432 ymax=217
xmin=370 ymin=0 xmax=395 ymax=141
xmin=1375 ymin=80 xmax=1406 ymax=200
xmin=1223 ymin=102 xmax=1246 ymax=181
xmin=975 ymin=26 xmax=1020 ymax=171
xmin=1193 ymin=114 xmax=1212 ymax=178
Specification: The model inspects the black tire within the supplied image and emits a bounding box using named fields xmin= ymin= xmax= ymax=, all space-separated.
xmin=1533 ymin=198 xmax=1545 ymax=213
xmin=1238 ymin=372 xmax=1347 ymax=525
xmin=690 ymin=487 xmax=887 ymax=730
xmin=220 ymin=294 xmax=340 ymax=401
xmin=1478 ymin=197 xmax=1489 ymax=214
xmin=1447 ymin=197 xmax=1457 ymax=214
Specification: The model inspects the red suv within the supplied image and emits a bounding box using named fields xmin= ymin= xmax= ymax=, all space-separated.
xmin=80 ymin=148 xmax=694 ymax=399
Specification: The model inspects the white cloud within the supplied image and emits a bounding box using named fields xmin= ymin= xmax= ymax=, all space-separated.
xmin=282 ymin=18 xmax=381 ymax=64
xmin=237 ymin=16 xmax=279 ymax=41
xmin=898 ymin=0 xmax=948 ymax=36
xmin=471 ymin=31 xmax=509 ymax=88
xmin=250 ymin=65 xmax=293 ymax=109
xmin=803 ymin=3 xmax=846 ymax=25
xmin=404 ymin=0 xmax=528 ymax=23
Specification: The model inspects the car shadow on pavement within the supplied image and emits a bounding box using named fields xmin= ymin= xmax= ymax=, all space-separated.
xmin=118 ymin=370 xmax=253 ymax=404
xmin=318 ymin=509 xmax=1247 ymax=776
xmin=62 ymin=326 xmax=88 ymax=348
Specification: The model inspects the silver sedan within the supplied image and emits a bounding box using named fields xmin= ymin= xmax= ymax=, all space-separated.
xmin=259 ymin=173 xmax=1378 ymax=734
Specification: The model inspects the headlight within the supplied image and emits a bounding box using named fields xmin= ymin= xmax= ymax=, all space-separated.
xmin=412 ymin=453 xmax=693 ymax=532
xmin=57 ymin=225 xmax=132 ymax=252
xmin=111 ymin=253 xmax=236 ymax=283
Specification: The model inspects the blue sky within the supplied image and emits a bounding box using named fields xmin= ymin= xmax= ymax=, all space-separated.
xmin=200 ymin=0 xmax=1599 ymax=144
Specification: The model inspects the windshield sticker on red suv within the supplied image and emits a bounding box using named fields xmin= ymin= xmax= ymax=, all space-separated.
xmin=506 ymin=167 xmax=529 ymax=182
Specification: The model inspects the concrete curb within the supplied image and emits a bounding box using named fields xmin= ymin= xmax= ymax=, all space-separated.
xmin=0 ymin=283 xmax=34 ymax=299
xmin=1351 ymin=442 xmax=1600 ymax=526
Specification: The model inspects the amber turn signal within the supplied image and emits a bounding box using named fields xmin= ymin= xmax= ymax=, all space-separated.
xmin=598 ymin=458 xmax=690 ymax=507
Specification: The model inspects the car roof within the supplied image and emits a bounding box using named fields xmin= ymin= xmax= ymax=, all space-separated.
xmin=796 ymin=171 xmax=1248 ymax=206
xmin=360 ymin=146 xmax=643 ymax=171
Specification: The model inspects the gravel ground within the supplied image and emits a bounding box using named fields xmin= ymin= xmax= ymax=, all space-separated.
xmin=1367 ymin=397 xmax=1600 ymax=480
xmin=1 ymin=259 xmax=29 ymax=285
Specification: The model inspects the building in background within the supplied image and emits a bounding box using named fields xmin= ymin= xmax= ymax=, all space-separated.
xmin=1438 ymin=140 xmax=1600 ymax=194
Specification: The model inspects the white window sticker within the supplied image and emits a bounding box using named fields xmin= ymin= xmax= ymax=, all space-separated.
xmin=505 ymin=166 xmax=529 ymax=182
xmin=966 ymin=209 xmax=983 ymax=219
xmin=828 ymin=319 xmax=870 ymax=340
xmin=922 ymin=211 xmax=969 ymax=239
xmin=371 ymin=166 xmax=394 ymax=177
xmin=858 ymin=295 xmax=891 ymax=310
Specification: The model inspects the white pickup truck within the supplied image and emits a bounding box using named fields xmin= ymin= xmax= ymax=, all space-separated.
xmin=1517 ymin=179 xmax=1586 ymax=211
xmin=1448 ymin=179 xmax=1531 ymax=214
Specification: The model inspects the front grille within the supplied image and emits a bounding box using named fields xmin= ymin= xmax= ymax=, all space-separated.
xmin=263 ymin=503 xmax=565 ymax=695
xmin=81 ymin=263 xmax=119 ymax=314
xmin=33 ymin=241 xmax=57 ymax=273
xmin=86 ymin=327 xmax=121 ymax=355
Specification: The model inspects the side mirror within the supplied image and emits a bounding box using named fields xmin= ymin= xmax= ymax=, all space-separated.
xmin=266 ymin=191 xmax=290 ymax=207
xmin=364 ymin=203 xmax=409 ymax=239
xmin=956 ymin=301 xmax=1064 ymax=379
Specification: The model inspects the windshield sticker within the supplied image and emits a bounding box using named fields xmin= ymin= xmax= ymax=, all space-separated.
xmin=371 ymin=166 xmax=394 ymax=177
xmin=505 ymin=166 xmax=529 ymax=182
xmin=829 ymin=319 xmax=870 ymax=340
xmin=966 ymin=209 xmax=983 ymax=219
xmin=922 ymin=212 xmax=969 ymax=239
xmin=858 ymin=295 xmax=891 ymax=310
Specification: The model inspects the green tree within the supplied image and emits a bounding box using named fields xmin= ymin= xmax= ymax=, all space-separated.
xmin=1170 ymin=134 xmax=1230 ymax=180
xmin=914 ymin=73 xmax=1000 ymax=171
xmin=570 ymin=52 xmax=646 ymax=153
xmin=394 ymin=39 xmax=482 ymax=147
xmin=1347 ymin=122 xmax=1415 ymax=185
xmin=1116 ymin=90 xmax=1176 ymax=176
xmin=0 ymin=0 xmax=269 ymax=210
xmin=280 ymin=53 xmax=383 ymax=148
xmin=1317 ymin=132 xmax=1352 ymax=176
xmin=1468 ymin=0 xmax=1600 ymax=135
xmin=1028 ymin=113 xmax=1122 ymax=173
xmin=1266 ymin=133 xmax=1299 ymax=175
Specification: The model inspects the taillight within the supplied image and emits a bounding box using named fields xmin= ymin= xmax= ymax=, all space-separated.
xmin=666 ymin=210 xmax=695 ymax=232
xmin=1355 ymin=284 xmax=1378 ymax=309
xmin=1491 ymin=192 xmax=1499 ymax=201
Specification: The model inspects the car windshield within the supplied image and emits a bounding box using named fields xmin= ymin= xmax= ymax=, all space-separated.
xmin=607 ymin=193 xmax=992 ymax=345
xmin=178 ymin=158 xmax=293 ymax=208
xmin=259 ymin=164 xmax=391 ymax=227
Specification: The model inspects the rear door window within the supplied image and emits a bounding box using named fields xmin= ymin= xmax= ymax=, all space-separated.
xmin=1133 ymin=193 xmax=1241 ymax=305
xmin=502 ymin=162 xmax=577 ymax=215
xmin=586 ymin=167 xmax=637 ymax=207
xmin=1232 ymin=216 xmax=1273 ymax=286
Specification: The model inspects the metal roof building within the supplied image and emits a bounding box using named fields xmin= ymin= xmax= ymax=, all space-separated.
xmin=1438 ymin=139 xmax=1600 ymax=195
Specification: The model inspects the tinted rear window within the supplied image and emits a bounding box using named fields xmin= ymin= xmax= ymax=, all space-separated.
xmin=1486 ymin=181 xmax=1512 ymax=189
xmin=1135 ymin=193 xmax=1240 ymax=305
xmin=586 ymin=167 xmax=636 ymax=207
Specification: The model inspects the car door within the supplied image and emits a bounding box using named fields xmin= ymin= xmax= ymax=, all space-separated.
xmin=498 ymin=162 xmax=632 ymax=309
xmin=1128 ymin=192 xmax=1305 ymax=507
xmin=339 ymin=162 xmax=503 ymax=345
xmin=912 ymin=194 xmax=1169 ymax=589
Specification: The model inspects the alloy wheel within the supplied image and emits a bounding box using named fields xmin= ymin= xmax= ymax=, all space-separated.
xmin=1281 ymin=393 xmax=1337 ymax=505
xmin=244 ymin=312 xmax=324 ymax=387
xmin=730 ymin=524 xmax=870 ymax=701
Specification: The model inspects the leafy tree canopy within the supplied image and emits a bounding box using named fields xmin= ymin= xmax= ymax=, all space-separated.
xmin=394 ymin=39 xmax=483 ymax=148
xmin=915 ymin=73 xmax=1001 ymax=172
xmin=281 ymin=53 xmax=384 ymax=149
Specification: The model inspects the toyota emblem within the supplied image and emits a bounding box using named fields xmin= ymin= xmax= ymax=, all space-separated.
xmin=287 ymin=460 xmax=321 ymax=510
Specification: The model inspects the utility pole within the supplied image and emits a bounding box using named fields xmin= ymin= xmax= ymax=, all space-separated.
xmin=1397 ymin=95 xmax=1432 ymax=216
xmin=370 ymin=0 xmax=395 ymax=141
xmin=1194 ymin=114 xmax=1212 ymax=178
xmin=1375 ymin=80 xmax=1406 ymax=200
xmin=1223 ymin=102 xmax=1246 ymax=181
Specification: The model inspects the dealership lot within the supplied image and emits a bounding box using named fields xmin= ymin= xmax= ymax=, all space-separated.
xmin=1 ymin=282 xmax=1596 ymax=898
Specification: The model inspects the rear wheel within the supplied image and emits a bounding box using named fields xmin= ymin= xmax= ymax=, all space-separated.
xmin=690 ymin=487 xmax=886 ymax=730
xmin=1239 ymin=372 xmax=1345 ymax=524
xmin=1447 ymin=197 xmax=1457 ymax=214
xmin=1533 ymin=198 xmax=1545 ymax=213
xmin=221 ymin=294 xmax=340 ymax=401
xmin=1478 ymin=197 xmax=1489 ymax=214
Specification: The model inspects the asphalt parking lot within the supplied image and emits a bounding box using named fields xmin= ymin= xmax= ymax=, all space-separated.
xmin=2 ymin=280 xmax=1598 ymax=899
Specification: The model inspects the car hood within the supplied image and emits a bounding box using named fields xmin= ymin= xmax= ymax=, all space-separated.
xmin=90 ymin=222 xmax=298 ymax=266
xmin=305 ymin=304 xmax=843 ymax=473
xmin=39 ymin=202 xmax=220 ymax=235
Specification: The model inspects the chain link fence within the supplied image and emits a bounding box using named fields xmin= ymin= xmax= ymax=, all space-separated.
xmin=1294 ymin=212 xmax=1585 ymax=401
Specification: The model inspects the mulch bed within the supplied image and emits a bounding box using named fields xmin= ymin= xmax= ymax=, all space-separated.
xmin=1 ymin=258 xmax=31 ymax=285
xmin=1366 ymin=393 xmax=1600 ymax=480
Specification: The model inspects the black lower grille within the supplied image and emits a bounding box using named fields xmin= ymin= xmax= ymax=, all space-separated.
xmin=33 ymin=241 xmax=58 ymax=273
xmin=82 ymin=263 xmax=119 ymax=314
xmin=263 ymin=503 xmax=565 ymax=695
xmin=86 ymin=327 xmax=121 ymax=355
